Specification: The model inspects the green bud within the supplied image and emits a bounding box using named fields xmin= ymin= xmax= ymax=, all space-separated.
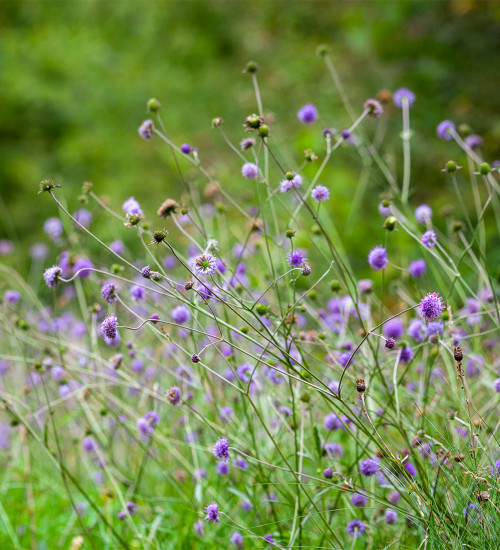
xmin=317 ymin=332 xmax=326 ymax=340
xmin=255 ymin=303 xmax=268 ymax=316
xmin=211 ymin=117 xmax=223 ymax=128
xmin=383 ymin=216 xmax=397 ymax=231
xmin=382 ymin=199 xmax=390 ymax=207
xmin=446 ymin=160 xmax=457 ymax=173
xmin=453 ymin=221 xmax=463 ymax=233
xmin=100 ymin=408 xmax=108 ymax=416
xmin=151 ymin=272 xmax=161 ymax=282
xmin=286 ymin=171 xmax=295 ymax=181
xmin=285 ymin=228 xmax=295 ymax=239
xmin=240 ymin=326 xmax=249 ymax=334
xmin=458 ymin=123 xmax=472 ymax=137
xmin=78 ymin=194 xmax=87 ymax=204
xmin=312 ymin=224 xmax=321 ymax=235
xmin=258 ymin=124 xmax=269 ymax=138
xmin=316 ymin=44 xmax=330 ymax=57
xmin=430 ymin=347 xmax=439 ymax=359
xmin=244 ymin=61 xmax=258 ymax=73
xmin=300 ymin=392 xmax=311 ymax=403
xmin=330 ymin=280 xmax=341 ymax=292
xmin=38 ymin=178 xmax=61 ymax=195
xmin=304 ymin=149 xmax=318 ymax=162
xmin=147 ymin=98 xmax=161 ymax=113
xmin=480 ymin=162 xmax=491 ymax=175
xmin=152 ymin=229 xmax=168 ymax=243
xmin=142 ymin=222 xmax=150 ymax=230
xmin=442 ymin=310 xmax=449 ymax=321
xmin=112 ymin=264 xmax=124 ymax=274
xmin=308 ymin=289 xmax=317 ymax=300
xmin=34 ymin=361 xmax=42 ymax=371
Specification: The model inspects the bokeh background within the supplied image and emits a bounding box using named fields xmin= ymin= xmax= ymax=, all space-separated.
xmin=1 ymin=0 xmax=500 ymax=273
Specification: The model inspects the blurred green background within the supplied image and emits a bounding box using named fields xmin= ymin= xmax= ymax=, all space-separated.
xmin=1 ymin=0 xmax=500 ymax=270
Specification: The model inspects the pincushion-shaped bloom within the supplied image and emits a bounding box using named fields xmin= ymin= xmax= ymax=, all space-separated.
xmin=204 ymin=502 xmax=220 ymax=523
xmin=393 ymin=88 xmax=415 ymax=108
xmin=360 ymin=458 xmax=379 ymax=477
xmin=368 ymin=246 xmax=388 ymax=271
xmin=419 ymin=292 xmax=445 ymax=322
xmin=192 ymin=253 xmax=217 ymax=276
xmin=297 ymin=103 xmax=318 ymax=124
xmin=241 ymin=162 xmax=259 ymax=179
xmin=212 ymin=437 xmax=230 ymax=462
xmin=101 ymin=314 xmax=118 ymax=340
xmin=347 ymin=520 xmax=366 ymax=537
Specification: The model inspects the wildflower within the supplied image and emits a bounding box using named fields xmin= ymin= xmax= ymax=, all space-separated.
xmin=166 ymin=386 xmax=181 ymax=405
xmin=44 ymin=266 xmax=62 ymax=287
xmin=101 ymin=282 xmax=118 ymax=304
xmin=180 ymin=143 xmax=192 ymax=154
xmin=241 ymin=162 xmax=259 ymax=179
xmin=346 ymin=520 xmax=366 ymax=537
xmin=157 ymin=198 xmax=178 ymax=218
xmin=74 ymin=258 xmax=94 ymax=278
xmin=494 ymin=379 xmax=500 ymax=393
xmin=204 ymin=502 xmax=220 ymax=523
xmin=264 ymin=534 xmax=274 ymax=543
xmin=409 ymin=259 xmax=426 ymax=279
xmin=421 ymin=230 xmax=437 ymax=248
xmin=360 ymin=458 xmax=379 ymax=477
xmin=4 ymin=290 xmax=21 ymax=304
xmin=230 ymin=532 xmax=243 ymax=547
xmin=311 ymin=185 xmax=330 ymax=202
xmin=297 ymin=103 xmax=318 ymax=124
xmin=399 ymin=345 xmax=414 ymax=363
xmin=490 ymin=460 xmax=500 ymax=476
xmin=212 ymin=437 xmax=230 ymax=462
xmin=122 ymin=197 xmax=143 ymax=216
xmin=171 ymin=305 xmax=191 ymax=324
xmin=192 ymin=253 xmax=217 ymax=276
xmin=363 ymin=98 xmax=383 ymax=118
xmin=436 ymin=120 xmax=456 ymax=141
xmin=240 ymin=138 xmax=255 ymax=150
xmin=324 ymin=413 xmax=342 ymax=431
xmin=137 ymin=411 xmax=159 ymax=436
xmin=367 ymin=246 xmax=388 ymax=271
xmin=385 ymin=337 xmax=396 ymax=349
xmin=419 ymin=292 xmax=445 ymax=322
xmin=407 ymin=319 xmax=428 ymax=342
xmin=383 ymin=318 xmax=404 ymax=339
xmin=74 ymin=209 xmax=92 ymax=228
xmin=150 ymin=229 xmax=168 ymax=244
xmin=385 ymin=508 xmax=398 ymax=524
xmin=82 ymin=436 xmax=97 ymax=453
xmin=101 ymin=314 xmax=118 ymax=340
xmin=351 ymin=493 xmax=368 ymax=507
xmin=378 ymin=202 xmax=391 ymax=216
xmin=393 ymin=88 xmax=415 ymax=108
xmin=130 ymin=285 xmax=145 ymax=301
xmin=404 ymin=462 xmax=417 ymax=477
xmin=234 ymin=458 xmax=248 ymax=470
xmin=358 ymin=279 xmax=373 ymax=294
xmin=43 ymin=217 xmax=64 ymax=240
xmin=415 ymin=204 xmax=432 ymax=224
xmin=138 ymin=119 xmax=154 ymax=140
xmin=323 ymin=467 xmax=334 ymax=479
xmin=287 ymin=249 xmax=306 ymax=267
xmin=388 ymin=491 xmax=400 ymax=505
xmin=118 ymin=502 xmax=139 ymax=520
xmin=465 ymin=134 xmax=483 ymax=148
xmin=194 ymin=520 xmax=205 ymax=535
xmin=141 ymin=266 xmax=151 ymax=278
xmin=280 ymin=173 xmax=303 ymax=193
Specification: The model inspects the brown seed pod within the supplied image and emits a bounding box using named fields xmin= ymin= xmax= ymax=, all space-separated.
xmin=454 ymin=347 xmax=463 ymax=362
xmin=356 ymin=378 xmax=366 ymax=393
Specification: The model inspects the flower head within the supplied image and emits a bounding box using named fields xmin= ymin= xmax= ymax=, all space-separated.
xmin=166 ymin=386 xmax=181 ymax=406
xmin=409 ymin=259 xmax=426 ymax=279
xmin=385 ymin=508 xmax=398 ymax=524
xmin=311 ymin=185 xmax=330 ymax=202
xmin=393 ymin=88 xmax=415 ymax=108
xmin=437 ymin=120 xmax=456 ymax=141
xmin=204 ymin=502 xmax=220 ymax=523
xmin=101 ymin=314 xmax=118 ymax=340
xmin=43 ymin=266 xmax=62 ymax=288
xmin=171 ymin=305 xmax=191 ymax=324
xmin=192 ymin=253 xmax=217 ymax=276
xmin=297 ymin=103 xmax=318 ymax=124
xmin=287 ymin=249 xmax=306 ymax=268
xmin=347 ymin=520 xmax=366 ymax=537
xmin=101 ymin=282 xmax=118 ymax=304
xmin=138 ymin=119 xmax=154 ymax=140
xmin=122 ymin=197 xmax=143 ymax=216
xmin=419 ymin=292 xmax=445 ymax=322
xmin=415 ymin=204 xmax=432 ymax=224
xmin=363 ymin=98 xmax=383 ymax=118
xmin=422 ymin=230 xmax=437 ymax=248
xmin=360 ymin=458 xmax=379 ymax=477
xmin=368 ymin=246 xmax=388 ymax=271
xmin=212 ymin=437 xmax=230 ymax=462
xmin=351 ymin=493 xmax=368 ymax=507
xmin=241 ymin=162 xmax=259 ymax=179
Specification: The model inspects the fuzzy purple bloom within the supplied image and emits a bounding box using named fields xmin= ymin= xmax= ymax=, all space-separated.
xmin=385 ymin=337 xmax=396 ymax=349
xmin=421 ymin=230 xmax=437 ymax=248
xmin=101 ymin=282 xmax=118 ymax=304
xmin=407 ymin=319 xmax=428 ymax=342
xmin=166 ymin=386 xmax=181 ymax=406
xmin=241 ymin=162 xmax=259 ymax=179
xmin=415 ymin=204 xmax=432 ymax=224
xmin=409 ymin=259 xmax=426 ymax=279
xmin=297 ymin=103 xmax=318 ymax=124
xmin=347 ymin=520 xmax=366 ymax=537
xmin=212 ymin=437 xmax=230 ymax=462
xmin=4 ymin=290 xmax=21 ymax=304
xmin=204 ymin=502 xmax=220 ymax=523
xmin=419 ymin=292 xmax=445 ymax=322
xmin=323 ymin=467 xmax=334 ymax=479
xmin=311 ymin=185 xmax=330 ymax=202
xmin=180 ymin=143 xmax=192 ymax=154
xmin=436 ymin=120 xmax=456 ymax=141
xmin=360 ymin=458 xmax=379 ymax=477
xmin=399 ymin=345 xmax=414 ymax=363
xmin=101 ymin=314 xmax=118 ymax=340
xmin=385 ymin=508 xmax=398 ymax=524
xmin=130 ymin=285 xmax=146 ymax=301
xmin=351 ymin=493 xmax=368 ymax=507
xmin=383 ymin=318 xmax=404 ymax=339
xmin=192 ymin=253 xmax=218 ymax=276
xmin=465 ymin=134 xmax=483 ymax=148
xmin=122 ymin=197 xmax=143 ymax=216
xmin=138 ymin=119 xmax=154 ymax=140
xmin=324 ymin=413 xmax=342 ymax=431
xmin=43 ymin=217 xmax=64 ymax=240
xmin=171 ymin=305 xmax=191 ymax=324
xmin=287 ymin=249 xmax=307 ymax=268
xmin=404 ymin=462 xmax=417 ymax=477
xmin=217 ymin=462 xmax=229 ymax=475
xmin=393 ymin=88 xmax=415 ymax=108
xmin=74 ymin=258 xmax=94 ymax=278
xmin=368 ymin=246 xmax=388 ymax=271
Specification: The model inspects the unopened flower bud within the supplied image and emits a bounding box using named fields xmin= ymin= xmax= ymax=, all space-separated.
xmin=147 ymin=98 xmax=161 ymax=113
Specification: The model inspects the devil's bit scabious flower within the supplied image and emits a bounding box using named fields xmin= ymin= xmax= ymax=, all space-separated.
xmin=368 ymin=246 xmax=388 ymax=271
xmin=212 ymin=437 xmax=230 ymax=462
xmin=180 ymin=143 xmax=192 ymax=154
xmin=311 ymin=185 xmax=330 ymax=202
xmin=465 ymin=134 xmax=483 ymax=148
xmin=130 ymin=285 xmax=145 ymax=301
xmin=351 ymin=493 xmax=368 ymax=507
xmin=393 ymin=88 xmax=415 ymax=108
xmin=419 ymin=292 xmax=445 ymax=322
xmin=101 ymin=282 xmax=118 ymax=304
xmin=241 ymin=162 xmax=258 ymax=179
xmin=383 ymin=318 xmax=404 ymax=339
xmin=324 ymin=413 xmax=342 ymax=431
xmin=230 ymin=532 xmax=243 ymax=547
xmin=422 ymin=230 xmax=437 ymax=248
xmin=360 ymin=458 xmax=379 ymax=477
xmin=101 ymin=314 xmax=118 ymax=340
xmin=347 ymin=520 xmax=366 ymax=537
xmin=204 ymin=502 xmax=220 ymax=523
xmin=297 ymin=103 xmax=318 ymax=124
xmin=192 ymin=253 xmax=217 ymax=276
xmin=385 ymin=509 xmax=398 ymax=524
xmin=404 ymin=462 xmax=417 ymax=477
xmin=141 ymin=266 xmax=151 ymax=279
xmin=408 ymin=319 xmax=428 ymax=342
xmin=166 ymin=386 xmax=181 ymax=405
xmin=43 ymin=266 xmax=62 ymax=288
xmin=138 ymin=119 xmax=154 ymax=140
xmin=437 ymin=120 xmax=456 ymax=141
xmin=385 ymin=337 xmax=396 ymax=349
xmin=323 ymin=467 xmax=334 ymax=479
xmin=415 ymin=204 xmax=432 ymax=224
xmin=122 ymin=197 xmax=143 ymax=216
xmin=44 ymin=217 xmax=64 ymax=240
xmin=4 ymin=290 xmax=21 ymax=304
xmin=494 ymin=379 xmax=500 ymax=393
xmin=409 ymin=259 xmax=426 ymax=279
xmin=171 ymin=305 xmax=191 ymax=324
xmin=280 ymin=174 xmax=303 ymax=193
xmin=399 ymin=345 xmax=414 ymax=363
xmin=363 ymin=98 xmax=383 ymax=118
xmin=287 ymin=249 xmax=306 ymax=268
xmin=240 ymin=138 xmax=255 ymax=150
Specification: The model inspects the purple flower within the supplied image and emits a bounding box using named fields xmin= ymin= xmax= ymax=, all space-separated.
xmin=110 ymin=240 xmax=124 ymax=254
xmin=323 ymin=442 xmax=343 ymax=458
xmin=393 ymin=88 xmax=416 ymax=108
xmin=287 ymin=248 xmax=306 ymax=268
xmin=230 ymin=532 xmax=243 ymax=547
xmin=74 ymin=258 xmax=94 ymax=278
xmin=409 ymin=259 xmax=426 ymax=279
xmin=74 ymin=209 xmax=92 ymax=228
xmin=399 ymin=345 xmax=414 ymax=363
xmin=241 ymin=162 xmax=259 ymax=179
xmin=180 ymin=143 xmax=192 ymax=154
xmin=4 ymin=290 xmax=21 ymax=304
xmin=490 ymin=459 xmax=500 ymax=476
xmin=101 ymin=282 xmax=118 ymax=304
xmin=324 ymin=413 xmax=342 ymax=431
xmin=166 ymin=386 xmax=181 ymax=405
xmin=234 ymin=458 xmax=248 ymax=470
xmin=192 ymin=253 xmax=217 ymax=276
xmin=421 ymin=230 xmax=437 ymax=248
xmin=263 ymin=534 xmax=274 ymax=543
xmin=44 ymin=266 xmax=62 ymax=287
xmin=385 ymin=508 xmax=398 ymax=524
xmin=118 ymin=501 xmax=139 ymax=520
xmin=388 ymin=491 xmax=400 ymax=505
xmin=101 ymin=314 xmax=118 ymax=340
xmin=415 ymin=204 xmax=432 ymax=224
xmin=311 ymin=185 xmax=330 ymax=202
xmin=494 ymin=379 xmax=500 ymax=393
xmin=130 ymin=285 xmax=146 ymax=301
xmin=82 ymin=436 xmax=97 ymax=453
xmin=351 ymin=493 xmax=368 ymax=507
xmin=171 ymin=305 xmax=191 ymax=324
xmin=323 ymin=467 xmax=334 ymax=479
xmin=212 ymin=437 xmax=230 ymax=462
xmin=137 ymin=411 xmax=159 ymax=436
xmin=141 ymin=266 xmax=151 ymax=278
xmin=122 ymin=197 xmax=143 ymax=216
xmin=280 ymin=173 xmax=303 ymax=193
xmin=383 ymin=318 xmax=404 ymax=339
xmin=138 ymin=119 xmax=154 ymax=140
xmin=368 ymin=246 xmax=388 ymax=271
xmin=404 ymin=462 xmax=417 ymax=477
xmin=385 ymin=337 xmax=396 ymax=349
xmin=30 ymin=242 xmax=49 ymax=261
xmin=204 ymin=502 xmax=220 ymax=523
xmin=240 ymin=138 xmax=255 ymax=150
xmin=465 ymin=134 xmax=483 ymax=148
xmin=419 ymin=292 xmax=445 ymax=322
xmin=346 ymin=520 xmax=366 ymax=537
xmin=297 ymin=103 xmax=318 ymax=124
xmin=358 ymin=279 xmax=373 ymax=294
xmin=408 ymin=319 xmax=428 ymax=342
xmin=43 ymin=217 xmax=64 ymax=240
xmin=378 ymin=202 xmax=390 ymax=216
xmin=360 ymin=458 xmax=379 ymax=477
xmin=436 ymin=120 xmax=456 ymax=141
xmin=427 ymin=321 xmax=443 ymax=340
xmin=217 ymin=462 xmax=229 ymax=475
xmin=363 ymin=98 xmax=383 ymax=118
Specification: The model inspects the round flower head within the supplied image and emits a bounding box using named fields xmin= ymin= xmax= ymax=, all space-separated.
xmin=311 ymin=185 xmax=330 ymax=202
xmin=241 ymin=162 xmax=259 ymax=179
xmin=138 ymin=119 xmax=154 ymax=140
xmin=264 ymin=535 xmax=274 ymax=543
xmin=240 ymin=138 xmax=255 ymax=150
xmin=212 ymin=437 xmax=230 ymax=462
xmin=101 ymin=282 xmax=118 ymax=304
xmin=347 ymin=520 xmax=366 ymax=537
xmin=436 ymin=120 xmax=456 ymax=141
xmin=323 ymin=467 xmax=334 ymax=479
xmin=287 ymin=249 xmax=306 ymax=268
xmin=101 ymin=314 xmax=118 ymax=340
xmin=360 ymin=458 xmax=379 ymax=477
xmin=192 ymin=253 xmax=217 ymax=276
xmin=43 ymin=217 xmax=63 ymax=240
xmin=383 ymin=318 xmax=404 ymax=339
xmin=399 ymin=345 xmax=414 ymax=363
xmin=368 ymin=246 xmax=388 ymax=271
xmin=491 ymin=459 xmax=500 ymax=476
xmin=43 ymin=266 xmax=62 ymax=288
xmin=5 ymin=290 xmax=21 ymax=304
xmin=494 ymin=378 xmax=500 ymax=393
xmin=409 ymin=259 xmax=426 ymax=279
xmin=378 ymin=202 xmax=390 ymax=217
xmin=122 ymin=197 xmax=143 ymax=216
xmin=217 ymin=462 xmax=229 ymax=475
xmin=204 ymin=502 xmax=220 ymax=523
xmin=297 ymin=103 xmax=318 ymax=124
xmin=363 ymin=98 xmax=383 ymax=118
xmin=419 ymin=292 xmax=445 ymax=322
xmin=324 ymin=413 xmax=342 ymax=431
xmin=408 ymin=318 xmax=428 ymax=342
xmin=404 ymin=462 xmax=417 ymax=477
xmin=171 ymin=305 xmax=191 ymax=324
xmin=130 ymin=285 xmax=145 ymax=301
xmin=166 ymin=386 xmax=181 ymax=405
xmin=230 ymin=532 xmax=243 ymax=547
xmin=422 ymin=230 xmax=437 ymax=248
xmin=388 ymin=491 xmax=400 ymax=505
xmin=385 ymin=508 xmax=398 ymax=524
xmin=180 ymin=143 xmax=192 ymax=154
xmin=141 ymin=266 xmax=151 ymax=279
xmin=351 ymin=493 xmax=368 ymax=507
xmin=415 ymin=204 xmax=432 ymax=224
xmin=280 ymin=173 xmax=302 ymax=193
xmin=465 ymin=134 xmax=483 ymax=148
xmin=393 ymin=88 xmax=416 ymax=108
xmin=385 ymin=337 xmax=396 ymax=349
xmin=74 ymin=258 xmax=94 ymax=278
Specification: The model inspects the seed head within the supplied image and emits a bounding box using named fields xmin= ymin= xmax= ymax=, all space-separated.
xmin=454 ymin=347 xmax=463 ymax=362
xmin=157 ymin=199 xmax=178 ymax=218
xmin=151 ymin=229 xmax=168 ymax=244
xmin=356 ymin=378 xmax=366 ymax=393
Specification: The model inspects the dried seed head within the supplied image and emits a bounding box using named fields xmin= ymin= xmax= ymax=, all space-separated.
xmin=356 ymin=378 xmax=366 ymax=393
xmin=453 ymin=453 xmax=465 ymax=462
xmin=151 ymin=229 xmax=169 ymax=244
xmin=157 ymin=199 xmax=178 ymax=218
xmin=185 ymin=281 xmax=194 ymax=290
xmin=454 ymin=346 xmax=463 ymax=362
xmin=477 ymin=490 xmax=490 ymax=503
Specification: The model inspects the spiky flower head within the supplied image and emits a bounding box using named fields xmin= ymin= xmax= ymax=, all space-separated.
xmin=419 ymin=292 xmax=445 ymax=322
xmin=393 ymin=88 xmax=416 ymax=108
xmin=287 ymin=249 xmax=306 ymax=267
xmin=138 ymin=119 xmax=154 ymax=140
xmin=297 ymin=103 xmax=318 ymax=124
xmin=157 ymin=199 xmax=178 ymax=218
xmin=421 ymin=230 xmax=437 ymax=248
xmin=363 ymin=98 xmax=383 ymax=118
xmin=43 ymin=266 xmax=62 ymax=288
xmin=101 ymin=282 xmax=118 ymax=304
xmin=368 ymin=246 xmax=388 ymax=271
xmin=204 ymin=502 xmax=220 ymax=523
xmin=192 ymin=253 xmax=217 ymax=276
xmin=212 ymin=437 xmax=230 ymax=462
xmin=100 ymin=314 xmax=118 ymax=340
xmin=166 ymin=386 xmax=181 ymax=406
